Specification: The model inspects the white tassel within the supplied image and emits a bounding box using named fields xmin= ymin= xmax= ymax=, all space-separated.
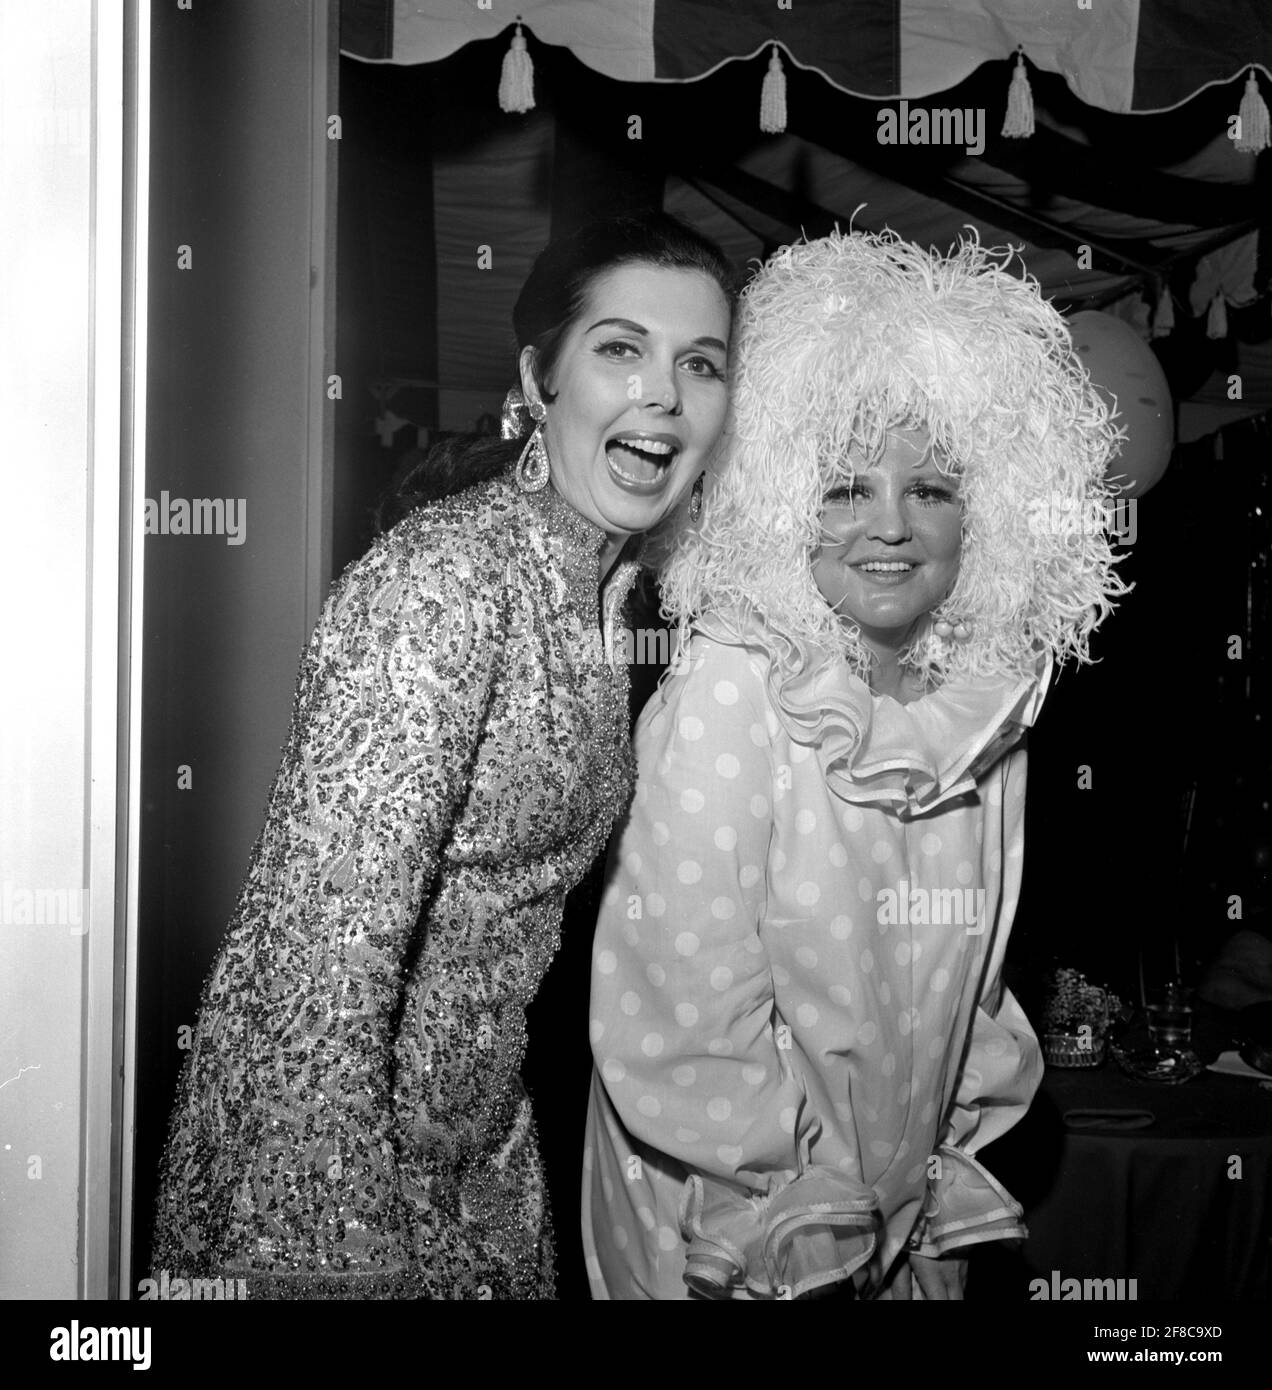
xmin=760 ymin=44 xmax=787 ymax=134
xmin=1234 ymin=68 xmax=1270 ymax=152
xmin=499 ymin=21 xmax=535 ymax=114
xmin=1001 ymin=50 xmax=1034 ymax=138
xmin=1207 ymin=291 xmax=1228 ymax=339
xmin=1151 ymin=284 xmax=1175 ymax=338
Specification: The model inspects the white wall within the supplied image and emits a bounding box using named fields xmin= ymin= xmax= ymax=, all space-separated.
xmin=0 ymin=0 xmax=132 ymax=1299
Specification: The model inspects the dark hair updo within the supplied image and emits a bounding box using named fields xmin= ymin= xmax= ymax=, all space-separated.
xmin=376 ymin=210 xmax=736 ymax=530
xmin=513 ymin=210 xmax=736 ymax=402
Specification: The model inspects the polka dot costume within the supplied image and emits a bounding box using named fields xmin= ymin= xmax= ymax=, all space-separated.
xmin=582 ymin=620 xmax=1050 ymax=1299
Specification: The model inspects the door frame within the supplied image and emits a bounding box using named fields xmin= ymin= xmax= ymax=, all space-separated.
xmin=101 ymin=0 xmax=339 ymax=1299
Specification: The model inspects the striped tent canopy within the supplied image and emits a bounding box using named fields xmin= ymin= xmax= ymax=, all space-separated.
xmin=338 ymin=1 xmax=1272 ymax=442
xmin=343 ymin=0 xmax=1272 ymax=114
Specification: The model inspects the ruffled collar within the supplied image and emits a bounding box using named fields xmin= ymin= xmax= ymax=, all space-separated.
xmin=694 ymin=609 xmax=1052 ymax=816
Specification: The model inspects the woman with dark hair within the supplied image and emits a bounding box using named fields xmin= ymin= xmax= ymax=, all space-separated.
xmin=149 ymin=210 xmax=735 ymax=1299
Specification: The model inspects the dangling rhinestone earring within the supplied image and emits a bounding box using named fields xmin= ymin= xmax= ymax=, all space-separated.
xmin=688 ymin=472 xmax=705 ymax=521
xmin=500 ymin=387 xmax=529 ymax=441
xmin=515 ymin=399 xmax=550 ymax=492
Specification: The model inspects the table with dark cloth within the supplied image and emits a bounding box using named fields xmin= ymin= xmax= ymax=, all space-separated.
xmin=971 ymin=1047 xmax=1272 ymax=1301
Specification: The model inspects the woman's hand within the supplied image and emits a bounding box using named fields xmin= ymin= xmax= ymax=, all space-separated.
xmin=908 ymin=1251 xmax=968 ymax=1300
xmin=878 ymin=1252 xmax=968 ymax=1299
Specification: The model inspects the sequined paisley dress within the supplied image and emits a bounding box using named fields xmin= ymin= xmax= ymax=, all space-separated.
xmin=150 ymin=474 xmax=637 ymax=1299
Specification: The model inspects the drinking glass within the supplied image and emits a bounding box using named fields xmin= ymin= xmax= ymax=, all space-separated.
xmin=1145 ymin=980 xmax=1193 ymax=1051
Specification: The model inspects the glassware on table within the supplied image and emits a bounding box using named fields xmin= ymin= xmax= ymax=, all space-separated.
xmin=1110 ymin=1036 xmax=1203 ymax=1084
xmin=1145 ymin=980 xmax=1193 ymax=1051
xmin=1112 ymin=977 xmax=1201 ymax=1084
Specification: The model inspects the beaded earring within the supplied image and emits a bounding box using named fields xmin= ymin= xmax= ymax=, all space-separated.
xmin=500 ymin=387 xmax=530 ymax=441
xmin=688 ymin=473 xmax=705 ymax=521
xmin=515 ymin=399 xmax=550 ymax=493
xmin=933 ymin=617 xmax=973 ymax=641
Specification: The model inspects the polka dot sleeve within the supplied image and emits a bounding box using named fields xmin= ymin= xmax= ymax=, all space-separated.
xmin=911 ymin=747 xmax=1043 ymax=1257
xmin=590 ymin=636 xmax=877 ymax=1298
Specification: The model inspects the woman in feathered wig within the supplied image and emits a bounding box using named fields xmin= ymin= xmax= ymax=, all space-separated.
xmin=581 ymin=229 xmax=1130 ymax=1300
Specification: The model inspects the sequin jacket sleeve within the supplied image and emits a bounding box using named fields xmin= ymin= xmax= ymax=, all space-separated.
xmin=159 ymin=523 xmax=507 ymax=1294
xmin=908 ymin=746 xmax=1043 ymax=1259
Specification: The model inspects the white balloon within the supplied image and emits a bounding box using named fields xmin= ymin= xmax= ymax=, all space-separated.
xmin=1069 ymin=310 xmax=1174 ymax=497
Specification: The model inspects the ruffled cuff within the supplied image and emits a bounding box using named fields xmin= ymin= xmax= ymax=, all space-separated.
xmin=695 ymin=612 xmax=1051 ymax=816
xmin=678 ymin=1168 xmax=878 ymax=1300
xmin=906 ymin=1145 xmax=1027 ymax=1257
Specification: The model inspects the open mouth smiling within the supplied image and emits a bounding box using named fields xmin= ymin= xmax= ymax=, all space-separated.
xmin=605 ymin=432 xmax=681 ymax=490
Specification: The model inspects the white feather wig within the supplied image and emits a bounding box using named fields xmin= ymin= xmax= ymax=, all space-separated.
xmin=658 ymin=228 xmax=1132 ymax=685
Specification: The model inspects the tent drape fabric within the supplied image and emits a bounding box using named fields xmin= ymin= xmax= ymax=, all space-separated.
xmin=343 ymin=0 xmax=1272 ymax=117
xmin=432 ymin=112 xmax=554 ymax=431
